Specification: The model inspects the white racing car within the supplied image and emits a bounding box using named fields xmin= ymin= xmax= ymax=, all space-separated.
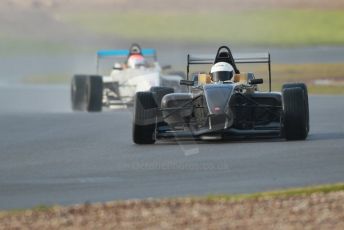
xmin=71 ymin=44 xmax=185 ymax=111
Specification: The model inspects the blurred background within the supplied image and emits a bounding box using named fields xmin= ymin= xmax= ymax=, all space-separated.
xmin=1 ymin=0 xmax=344 ymax=94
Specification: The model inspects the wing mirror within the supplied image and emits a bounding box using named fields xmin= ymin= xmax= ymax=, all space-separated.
xmin=249 ymin=78 xmax=263 ymax=85
xmin=180 ymin=80 xmax=194 ymax=86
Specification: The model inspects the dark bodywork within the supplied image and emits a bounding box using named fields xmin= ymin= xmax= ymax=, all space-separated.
xmin=156 ymin=46 xmax=283 ymax=140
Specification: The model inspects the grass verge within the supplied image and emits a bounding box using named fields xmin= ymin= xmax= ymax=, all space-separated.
xmin=247 ymin=63 xmax=344 ymax=94
xmin=22 ymin=63 xmax=344 ymax=94
xmin=22 ymin=74 xmax=71 ymax=85
xmin=190 ymin=63 xmax=344 ymax=94
xmin=1 ymin=183 xmax=343 ymax=230
xmin=206 ymin=183 xmax=344 ymax=202
xmin=62 ymin=9 xmax=344 ymax=46
xmin=1 ymin=183 xmax=344 ymax=215
xmin=0 ymin=38 xmax=87 ymax=56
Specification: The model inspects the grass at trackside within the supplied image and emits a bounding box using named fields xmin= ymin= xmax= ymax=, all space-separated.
xmin=2 ymin=9 xmax=344 ymax=55
xmin=63 ymin=9 xmax=344 ymax=46
xmin=241 ymin=63 xmax=344 ymax=94
xmin=1 ymin=183 xmax=344 ymax=214
xmin=0 ymin=205 xmax=53 ymax=216
xmin=22 ymin=74 xmax=71 ymax=85
xmin=206 ymin=183 xmax=344 ymax=202
xmin=306 ymin=85 xmax=344 ymax=95
xmin=0 ymin=39 xmax=76 ymax=56
xmin=22 ymin=63 xmax=344 ymax=94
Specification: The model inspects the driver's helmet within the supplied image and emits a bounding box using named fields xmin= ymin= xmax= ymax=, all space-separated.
xmin=127 ymin=54 xmax=146 ymax=68
xmin=210 ymin=62 xmax=234 ymax=82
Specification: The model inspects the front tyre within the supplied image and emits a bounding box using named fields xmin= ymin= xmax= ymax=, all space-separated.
xmin=133 ymin=92 xmax=158 ymax=144
xmin=87 ymin=75 xmax=103 ymax=112
xmin=282 ymin=83 xmax=309 ymax=133
xmin=282 ymin=87 xmax=308 ymax=140
xmin=71 ymin=75 xmax=88 ymax=111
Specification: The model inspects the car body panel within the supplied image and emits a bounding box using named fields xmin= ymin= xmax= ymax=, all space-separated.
xmin=157 ymin=46 xmax=282 ymax=140
xmin=96 ymin=45 xmax=185 ymax=107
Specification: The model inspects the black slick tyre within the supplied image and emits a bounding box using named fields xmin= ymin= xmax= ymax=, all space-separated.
xmin=133 ymin=92 xmax=158 ymax=144
xmin=87 ymin=75 xmax=103 ymax=112
xmin=282 ymin=87 xmax=308 ymax=140
xmin=282 ymin=83 xmax=309 ymax=133
xmin=71 ymin=75 xmax=88 ymax=111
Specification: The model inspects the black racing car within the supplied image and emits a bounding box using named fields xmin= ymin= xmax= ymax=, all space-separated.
xmin=132 ymin=46 xmax=309 ymax=144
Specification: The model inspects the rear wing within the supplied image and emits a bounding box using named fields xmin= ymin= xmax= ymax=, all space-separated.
xmin=96 ymin=49 xmax=157 ymax=73
xmin=187 ymin=53 xmax=272 ymax=91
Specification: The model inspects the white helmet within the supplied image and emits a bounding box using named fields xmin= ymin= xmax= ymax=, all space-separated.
xmin=128 ymin=54 xmax=146 ymax=69
xmin=210 ymin=62 xmax=234 ymax=82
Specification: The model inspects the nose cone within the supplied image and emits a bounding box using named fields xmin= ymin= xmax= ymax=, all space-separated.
xmin=203 ymin=84 xmax=234 ymax=115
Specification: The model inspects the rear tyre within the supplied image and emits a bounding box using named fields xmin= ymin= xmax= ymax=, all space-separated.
xmin=71 ymin=75 xmax=88 ymax=111
xmin=282 ymin=83 xmax=309 ymax=133
xmin=133 ymin=92 xmax=158 ymax=144
xmin=282 ymin=87 xmax=308 ymax=140
xmin=87 ymin=75 xmax=103 ymax=112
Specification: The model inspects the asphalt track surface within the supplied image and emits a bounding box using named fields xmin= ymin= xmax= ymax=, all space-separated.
xmin=0 ymin=86 xmax=344 ymax=210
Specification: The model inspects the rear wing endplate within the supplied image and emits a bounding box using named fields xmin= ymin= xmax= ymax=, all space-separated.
xmin=187 ymin=53 xmax=272 ymax=91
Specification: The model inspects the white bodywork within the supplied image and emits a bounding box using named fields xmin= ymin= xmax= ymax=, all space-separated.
xmin=102 ymin=63 xmax=183 ymax=106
